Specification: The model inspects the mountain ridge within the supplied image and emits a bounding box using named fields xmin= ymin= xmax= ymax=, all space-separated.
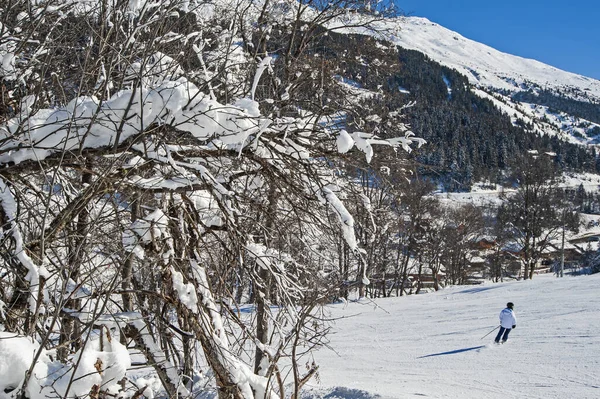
xmin=390 ymin=16 xmax=600 ymax=103
xmin=333 ymin=14 xmax=600 ymax=149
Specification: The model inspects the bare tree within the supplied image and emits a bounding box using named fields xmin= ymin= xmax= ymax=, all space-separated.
xmin=497 ymin=153 xmax=578 ymax=280
xmin=440 ymin=204 xmax=485 ymax=285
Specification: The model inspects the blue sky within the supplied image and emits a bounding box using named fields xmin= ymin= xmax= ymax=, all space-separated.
xmin=395 ymin=0 xmax=600 ymax=80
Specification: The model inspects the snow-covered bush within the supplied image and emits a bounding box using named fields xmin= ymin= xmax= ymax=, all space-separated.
xmin=0 ymin=0 xmax=419 ymax=398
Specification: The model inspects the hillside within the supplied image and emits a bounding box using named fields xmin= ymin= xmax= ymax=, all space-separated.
xmin=328 ymin=14 xmax=600 ymax=188
xmin=318 ymin=31 xmax=599 ymax=189
xmin=389 ymin=17 xmax=600 ymax=151
xmin=305 ymin=273 xmax=600 ymax=399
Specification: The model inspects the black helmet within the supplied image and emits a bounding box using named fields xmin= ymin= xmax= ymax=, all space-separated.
xmin=507 ymin=302 xmax=514 ymax=309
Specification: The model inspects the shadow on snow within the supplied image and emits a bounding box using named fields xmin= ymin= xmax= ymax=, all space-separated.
xmin=418 ymin=345 xmax=486 ymax=358
xmin=452 ymin=285 xmax=504 ymax=295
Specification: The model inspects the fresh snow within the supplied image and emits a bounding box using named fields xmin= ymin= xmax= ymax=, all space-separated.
xmin=305 ymin=273 xmax=600 ymax=399
xmin=0 ymin=330 xmax=131 ymax=399
xmin=442 ymin=75 xmax=452 ymax=99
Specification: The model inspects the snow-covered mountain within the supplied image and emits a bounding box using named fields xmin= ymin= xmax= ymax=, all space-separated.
xmin=393 ymin=17 xmax=600 ymax=102
xmin=377 ymin=17 xmax=600 ymax=146
xmin=328 ymin=12 xmax=600 ymax=181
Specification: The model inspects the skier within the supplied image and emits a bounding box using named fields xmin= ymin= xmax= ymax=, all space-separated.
xmin=495 ymin=302 xmax=517 ymax=344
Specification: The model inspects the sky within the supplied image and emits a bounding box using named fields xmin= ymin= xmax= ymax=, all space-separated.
xmin=394 ymin=0 xmax=600 ymax=81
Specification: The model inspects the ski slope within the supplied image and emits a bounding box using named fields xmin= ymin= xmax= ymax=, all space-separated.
xmin=304 ymin=273 xmax=600 ymax=399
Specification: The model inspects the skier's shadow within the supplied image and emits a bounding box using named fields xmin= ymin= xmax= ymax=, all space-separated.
xmin=418 ymin=346 xmax=486 ymax=358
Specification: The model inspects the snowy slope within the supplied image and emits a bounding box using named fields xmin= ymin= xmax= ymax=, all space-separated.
xmin=385 ymin=17 xmax=600 ymax=144
xmin=304 ymin=273 xmax=600 ymax=399
xmin=329 ymin=15 xmax=600 ymax=143
xmin=390 ymin=17 xmax=600 ymax=102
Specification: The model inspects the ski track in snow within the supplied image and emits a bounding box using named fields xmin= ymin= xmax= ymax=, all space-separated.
xmin=303 ymin=274 xmax=600 ymax=399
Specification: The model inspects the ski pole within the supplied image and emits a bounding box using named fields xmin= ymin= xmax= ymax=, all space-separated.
xmin=481 ymin=325 xmax=500 ymax=340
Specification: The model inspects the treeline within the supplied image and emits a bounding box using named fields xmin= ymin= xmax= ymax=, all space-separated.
xmin=394 ymin=48 xmax=599 ymax=189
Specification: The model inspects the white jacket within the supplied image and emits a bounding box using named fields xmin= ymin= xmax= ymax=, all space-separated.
xmin=499 ymin=308 xmax=516 ymax=329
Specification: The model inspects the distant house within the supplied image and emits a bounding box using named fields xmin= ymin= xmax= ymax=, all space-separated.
xmin=465 ymin=253 xmax=487 ymax=284
xmin=465 ymin=237 xmax=500 ymax=283
xmin=473 ymin=237 xmax=496 ymax=250
xmin=569 ymin=233 xmax=600 ymax=247
xmin=537 ymin=235 xmax=591 ymax=274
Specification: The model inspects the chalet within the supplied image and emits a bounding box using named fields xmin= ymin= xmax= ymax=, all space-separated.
xmin=541 ymin=241 xmax=584 ymax=270
xmin=465 ymin=253 xmax=487 ymax=284
xmin=473 ymin=237 xmax=497 ymax=250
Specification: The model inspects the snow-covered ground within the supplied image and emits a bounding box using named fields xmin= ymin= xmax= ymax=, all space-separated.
xmin=304 ymin=273 xmax=600 ymax=399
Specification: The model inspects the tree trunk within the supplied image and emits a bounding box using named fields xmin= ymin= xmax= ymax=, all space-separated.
xmin=415 ymin=260 xmax=423 ymax=295
xmin=124 ymin=321 xmax=180 ymax=399
xmin=399 ymin=253 xmax=410 ymax=297
xmin=121 ymin=196 xmax=140 ymax=312
xmin=528 ymin=259 xmax=536 ymax=280
xmin=58 ymin=168 xmax=92 ymax=360
xmin=255 ymin=185 xmax=277 ymax=376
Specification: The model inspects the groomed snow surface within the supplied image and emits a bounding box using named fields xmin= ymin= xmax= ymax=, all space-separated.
xmin=304 ymin=273 xmax=600 ymax=399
